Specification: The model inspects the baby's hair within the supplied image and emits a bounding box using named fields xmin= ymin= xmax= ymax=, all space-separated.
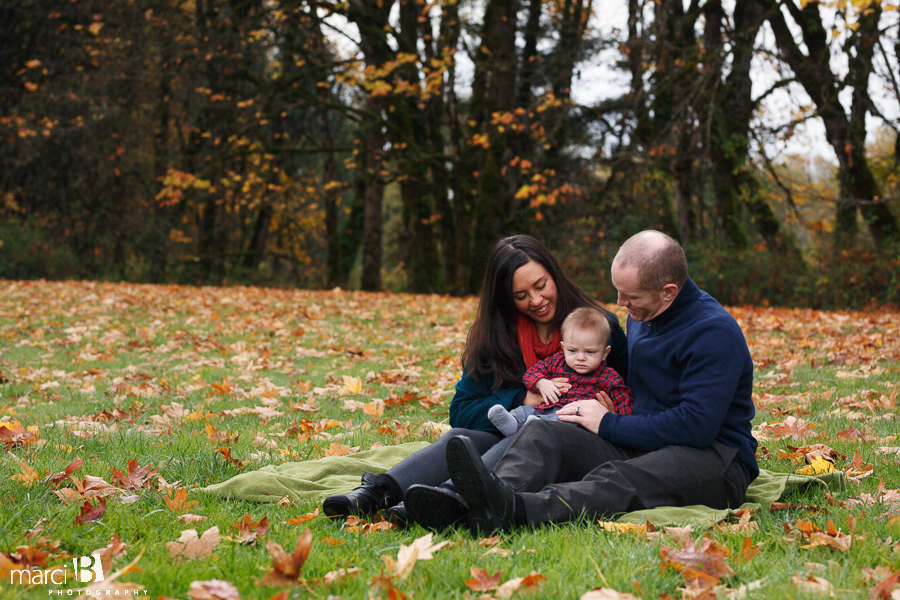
xmin=561 ymin=307 xmax=611 ymax=346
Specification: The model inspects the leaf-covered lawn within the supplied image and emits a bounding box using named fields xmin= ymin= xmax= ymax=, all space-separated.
xmin=1 ymin=280 xmax=899 ymax=600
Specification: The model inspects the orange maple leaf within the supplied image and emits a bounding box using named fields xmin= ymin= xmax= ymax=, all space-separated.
xmin=230 ymin=514 xmax=269 ymax=545
xmin=464 ymin=567 xmax=501 ymax=591
xmin=165 ymin=488 xmax=199 ymax=513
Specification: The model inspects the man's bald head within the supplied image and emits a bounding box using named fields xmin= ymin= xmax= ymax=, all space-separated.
xmin=612 ymin=230 xmax=687 ymax=292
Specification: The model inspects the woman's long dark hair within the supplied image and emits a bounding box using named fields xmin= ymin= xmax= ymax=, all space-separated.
xmin=461 ymin=235 xmax=610 ymax=388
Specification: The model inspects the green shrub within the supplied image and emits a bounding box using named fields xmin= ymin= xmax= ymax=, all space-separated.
xmin=0 ymin=220 xmax=81 ymax=280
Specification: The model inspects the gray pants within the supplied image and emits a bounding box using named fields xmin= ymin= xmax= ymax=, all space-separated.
xmin=493 ymin=420 xmax=750 ymax=524
xmin=507 ymin=405 xmax=563 ymax=430
xmin=386 ymin=428 xmax=514 ymax=492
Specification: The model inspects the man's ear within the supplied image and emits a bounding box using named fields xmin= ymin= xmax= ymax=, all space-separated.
xmin=661 ymin=283 xmax=679 ymax=302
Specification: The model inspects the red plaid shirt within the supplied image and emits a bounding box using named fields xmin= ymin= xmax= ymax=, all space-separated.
xmin=522 ymin=351 xmax=633 ymax=415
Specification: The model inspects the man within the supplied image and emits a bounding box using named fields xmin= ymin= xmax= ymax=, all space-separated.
xmin=420 ymin=230 xmax=757 ymax=533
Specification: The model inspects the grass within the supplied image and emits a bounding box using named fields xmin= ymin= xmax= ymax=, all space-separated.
xmin=1 ymin=280 xmax=899 ymax=599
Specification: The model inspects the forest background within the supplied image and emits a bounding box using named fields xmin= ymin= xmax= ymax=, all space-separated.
xmin=2 ymin=0 xmax=899 ymax=309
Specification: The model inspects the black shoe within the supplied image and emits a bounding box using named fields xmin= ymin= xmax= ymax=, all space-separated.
xmin=385 ymin=502 xmax=410 ymax=530
xmin=404 ymin=485 xmax=469 ymax=530
xmin=322 ymin=472 xmax=400 ymax=518
xmin=446 ymin=436 xmax=519 ymax=536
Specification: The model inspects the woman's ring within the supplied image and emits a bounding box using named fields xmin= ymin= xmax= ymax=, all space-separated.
xmin=575 ymin=406 xmax=581 ymax=416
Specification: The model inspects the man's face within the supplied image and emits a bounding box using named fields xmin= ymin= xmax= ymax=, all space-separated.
xmin=611 ymin=264 xmax=670 ymax=322
xmin=561 ymin=327 xmax=610 ymax=375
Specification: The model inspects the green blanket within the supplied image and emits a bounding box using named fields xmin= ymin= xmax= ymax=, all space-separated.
xmin=202 ymin=442 xmax=430 ymax=505
xmin=202 ymin=442 xmax=847 ymax=527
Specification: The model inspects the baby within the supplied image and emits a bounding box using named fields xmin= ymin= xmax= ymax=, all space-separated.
xmin=488 ymin=307 xmax=633 ymax=436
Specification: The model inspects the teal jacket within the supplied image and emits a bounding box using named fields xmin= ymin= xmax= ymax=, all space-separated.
xmin=449 ymin=316 xmax=628 ymax=432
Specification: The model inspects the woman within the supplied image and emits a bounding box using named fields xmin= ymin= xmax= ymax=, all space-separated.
xmin=323 ymin=235 xmax=628 ymax=529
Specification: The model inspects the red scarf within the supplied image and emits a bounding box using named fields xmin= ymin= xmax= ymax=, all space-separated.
xmin=516 ymin=312 xmax=561 ymax=369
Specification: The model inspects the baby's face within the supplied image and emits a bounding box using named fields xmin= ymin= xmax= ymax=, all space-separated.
xmin=561 ymin=327 xmax=610 ymax=375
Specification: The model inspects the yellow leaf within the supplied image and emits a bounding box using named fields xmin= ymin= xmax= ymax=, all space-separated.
xmin=12 ymin=461 xmax=41 ymax=487
xmin=88 ymin=22 xmax=103 ymax=36
xmin=339 ymin=375 xmax=362 ymax=395
xmin=795 ymin=455 xmax=835 ymax=475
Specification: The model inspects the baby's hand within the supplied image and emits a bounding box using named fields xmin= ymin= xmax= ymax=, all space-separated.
xmin=535 ymin=378 xmax=561 ymax=404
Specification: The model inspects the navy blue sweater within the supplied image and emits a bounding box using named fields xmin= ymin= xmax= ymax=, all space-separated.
xmin=597 ymin=278 xmax=759 ymax=481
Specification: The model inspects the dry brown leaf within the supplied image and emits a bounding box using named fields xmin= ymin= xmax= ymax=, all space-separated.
xmin=495 ymin=571 xmax=546 ymax=599
xmin=166 ymin=526 xmax=221 ymax=560
xmin=790 ymin=573 xmax=834 ymax=596
xmin=259 ymin=528 xmax=312 ymax=587
xmin=43 ymin=458 xmax=85 ymax=486
xmin=74 ymin=498 xmax=107 ymax=525
xmin=465 ymin=567 xmax=502 ymax=592
xmin=580 ymin=589 xmax=643 ymax=600
xmin=109 ymin=459 xmax=158 ymax=491
xmin=322 ymin=567 xmax=360 ymax=586
xmin=178 ymin=514 xmax=209 ymax=524
xmin=83 ymin=552 xmax=144 ymax=595
xmin=230 ymin=514 xmax=269 ymax=544
xmin=382 ymin=532 xmax=451 ymax=580
xmin=187 ymin=579 xmax=241 ymax=600
xmin=91 ymin=534 xmax=128 ymax=577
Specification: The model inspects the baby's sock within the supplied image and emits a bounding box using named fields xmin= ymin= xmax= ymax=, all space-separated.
xmin=488 ymin=404 xmax=519 ymax=437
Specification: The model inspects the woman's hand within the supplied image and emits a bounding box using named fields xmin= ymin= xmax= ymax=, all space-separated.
xmin=551 ymin=377 xmax=571 ymax=395
xmin=557 ymin=400 xmax=609 ymax=434
xmin=595 ymin=391 xmax=616 ymax=413
xmin=523 ymin=390 xmax=544 ymax=406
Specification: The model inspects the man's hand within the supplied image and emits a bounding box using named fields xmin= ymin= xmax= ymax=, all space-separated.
xmin=557 ymin=400 xmax=610 ymax=434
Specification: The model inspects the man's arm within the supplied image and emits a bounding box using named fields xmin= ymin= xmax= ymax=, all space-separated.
xmin=597 ymin=319 xmax=750 ymax=450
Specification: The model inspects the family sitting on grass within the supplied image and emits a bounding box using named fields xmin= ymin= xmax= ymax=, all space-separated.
xmin=323 ymin=230 xmax=757 ymax=534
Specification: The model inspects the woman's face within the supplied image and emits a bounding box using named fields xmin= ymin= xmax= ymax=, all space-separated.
xmin=511 ymin=261 xmax=558 ymax=324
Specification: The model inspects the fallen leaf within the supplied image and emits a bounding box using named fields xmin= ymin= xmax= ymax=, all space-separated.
xmin=339 ymin=375 xmax=363 ymax=395
xmin=91 ymin=534 xmax=127 ymax=577
xmin=382 ymin=532 xmax=451 ymax=579
xmin=580 ymin=589 xmax=643 ymax=600
xmin=0 ymin=418 xmax=37 ymax=448
xmin=164 ymin=488 xmax=199 ymax=513
xmin=74 ymin=498 xmax=107 ymax=525
xmin=795 ymin=455 xmax=836 ymax=475
xmin=285 ymin=508 xmax=319 ymax=525
xmin=109 ymin=459 xmax=158 ymax=491
xmin=178 ymin=514 xmax=209 ymax=524
xmin=12 ymin=461 xmax=42 ymax=487
xmin=166 ymin=526 xmax=221 ymax=560
xmin=230 ymin=514 xmax=269 ymax=544
xmin=323 ymin=441 xmax=351 ymax=457
xmin=187 ymin=579 xmax=241 ymax=600
xmin=259 ymin=528 xmax=312 ymax=587
xmin=465 ymin=567 xmax=502 ymax=591
xmin=323 ymin=567 xmax=360 ymax=586
xmin=43 ymin=458 xmax=85 ymax=486
xmin=790 ymin=573 xmax=834 ymax=596
xmin=495 ymin=571 xmax=546 ymax=599
xmin=83 ymin=552 xmax=144 ymax=595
